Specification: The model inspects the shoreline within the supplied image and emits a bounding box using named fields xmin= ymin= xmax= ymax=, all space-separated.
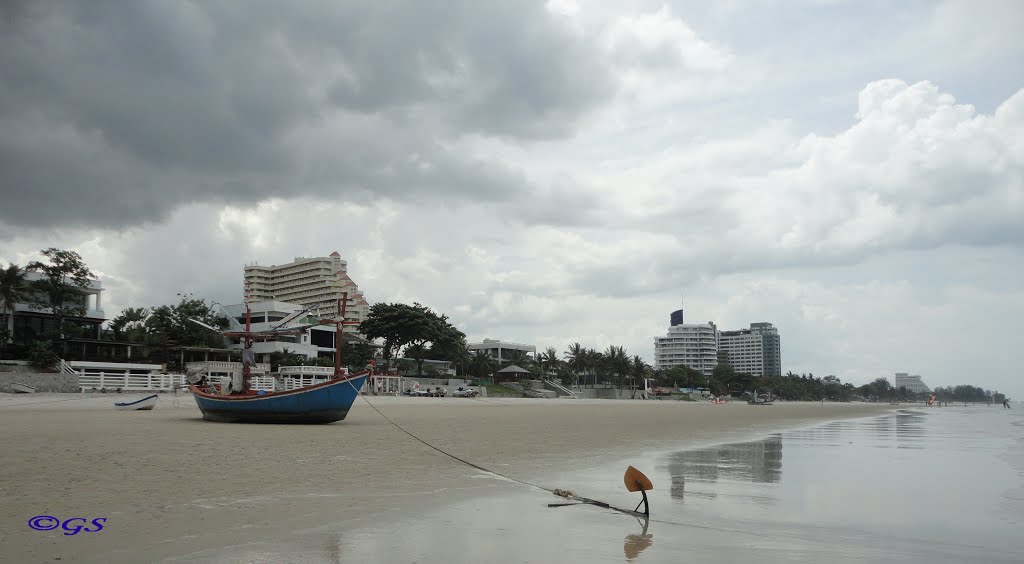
xmin=1 ymin=394 xmax=897 ymax=563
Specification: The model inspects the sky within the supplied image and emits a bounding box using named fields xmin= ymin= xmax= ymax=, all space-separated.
xmin=1 ymin=1 xmax=1022 ymax=396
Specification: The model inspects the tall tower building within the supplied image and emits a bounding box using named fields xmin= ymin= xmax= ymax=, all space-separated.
xmin=719 ymin=322 xmax=782 ymax=377
xmin=654 ymin=308 xmax=719 ymax=376
xmin=242 ymin=251 xmax=370 ymax=330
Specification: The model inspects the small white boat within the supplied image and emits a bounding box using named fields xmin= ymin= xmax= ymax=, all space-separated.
xmin=10 ymin=382 xmax=37 ymax=393
xmin=114 ymin=394 xmax=158 ymax=411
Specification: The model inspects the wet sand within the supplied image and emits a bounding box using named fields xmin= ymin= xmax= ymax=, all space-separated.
xmin=0 ymin=393 xmax=893 ymax=563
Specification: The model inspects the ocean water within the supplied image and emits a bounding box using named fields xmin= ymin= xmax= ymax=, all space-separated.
xmin=325 ymin=407 xmax=1024 ymax=563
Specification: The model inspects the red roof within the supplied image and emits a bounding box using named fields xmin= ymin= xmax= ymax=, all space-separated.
xmin=330 ymin=251 xmax=341 ymax=257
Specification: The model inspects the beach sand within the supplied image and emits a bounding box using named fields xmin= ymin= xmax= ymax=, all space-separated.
xmin=0 ymin=393 xmax=893 ymax=563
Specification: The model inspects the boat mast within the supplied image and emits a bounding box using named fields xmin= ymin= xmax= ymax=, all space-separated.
xmin=242 ymin=281 xmax=253 ymax=393
xmin=335 ymin=292 xmax=348 ymax=378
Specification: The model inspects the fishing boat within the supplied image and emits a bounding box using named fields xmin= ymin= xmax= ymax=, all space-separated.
xmin=10 ymin=382 xmax=37 ymax=393
xmin=115 ymin=394 xmax=158 ymax=411
xmin=187 ymin=288 xmax=369 ymax=424
xmin=748 ymin=390 xmax=774 ymax=405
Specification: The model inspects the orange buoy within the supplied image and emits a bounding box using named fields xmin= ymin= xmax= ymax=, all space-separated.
xmin=624 ymin=465 xmax=653 ymax=492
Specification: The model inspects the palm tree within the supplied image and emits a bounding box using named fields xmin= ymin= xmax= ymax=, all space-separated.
xmin=540 ymin=347 xmax=561 ymax=376
xmin=563 ymin=342 xmax=585 ymax=387
xmin=452 ymin=342 xmax=473 ymax=378
xmin=630 ymin=355 xmax=650 ymax=398
xmin=0 ymin=264 xmax=27 ymax=353
xmin=503 ymin=349 xmax=531 ymax=369
xmin=469 ymin=350 xmax=496 ymax=382
xmin=109 ymin=307 xmax=149 ymax=341
xmin=603 ymin=345 xmax=630 ymax=390
xmin=584 ymin=348 xmax=601 ymax=388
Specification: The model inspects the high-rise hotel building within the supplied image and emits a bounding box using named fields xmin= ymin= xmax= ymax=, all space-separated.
xmin=718 ymin=322 xmax=782 ymax=377
xmin=653 ymin=309 xmax=719 ymax=377
xmin=654 ymin=307 xmax=782 ymax=378
xmin=243 ymin=251 xmax=369 ymax=330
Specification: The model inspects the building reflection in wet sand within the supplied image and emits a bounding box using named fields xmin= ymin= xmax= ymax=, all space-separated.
xmin=667 ymin=434 xmax=782 ymax=500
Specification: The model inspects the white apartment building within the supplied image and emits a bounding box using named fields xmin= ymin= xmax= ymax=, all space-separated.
xmin=718 ymin=329 xmax=765 ymax=376
xmin=3 ymin=271 xmax=106 ymax=340
xmin=220 ymin=300 xmax=369 ymax=365
xmin=654 ymin=322 xmax=719 ymax=377
xmin=243 ymin=252 xmax=369 ymax=331
xmin=894 ymin=373 xmax=931 ymax=394
xmin=467 ymin=339 xmax=536 ymax=363
xmin=719 ymin=322 xmax=782 ymax=377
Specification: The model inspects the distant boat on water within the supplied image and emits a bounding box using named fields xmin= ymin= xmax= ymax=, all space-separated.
xmin=115 ymin=394 xmax=158 ymax=411
xmin=10 ymin=382 xmax=36 ymax=393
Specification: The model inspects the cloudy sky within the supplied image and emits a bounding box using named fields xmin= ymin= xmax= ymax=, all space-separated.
xmin=1 ymin=1 xmax=1022 ymax=396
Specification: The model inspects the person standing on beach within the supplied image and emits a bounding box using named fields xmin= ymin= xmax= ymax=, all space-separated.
xmin=1004 ymin=399 xmax=1011 ymax=408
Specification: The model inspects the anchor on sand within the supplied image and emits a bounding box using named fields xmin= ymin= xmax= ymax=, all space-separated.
xmin=547 ymin=466 xmax=653 ymax=517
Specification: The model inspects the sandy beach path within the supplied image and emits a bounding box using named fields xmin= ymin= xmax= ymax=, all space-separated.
xmin=0 ymin=394 xmax=893 ymax=562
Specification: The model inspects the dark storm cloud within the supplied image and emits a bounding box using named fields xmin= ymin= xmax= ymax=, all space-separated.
xmin=0 ymin=1 xmax=615 ymax=231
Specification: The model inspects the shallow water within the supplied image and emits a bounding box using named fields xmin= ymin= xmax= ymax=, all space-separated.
xmin=187 ymin=407 xmax=1024 ymax=563
xmin=319 ymin=407 xmax=1024 ymax=563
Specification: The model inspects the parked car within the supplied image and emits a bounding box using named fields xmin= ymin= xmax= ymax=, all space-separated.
xmin=405 ymin=388 xmax=430 ymax=397
xmin=429 ymin=387 xmax=447 ymax=397
xmin=453 ymin=387 xmax=478 ymax=398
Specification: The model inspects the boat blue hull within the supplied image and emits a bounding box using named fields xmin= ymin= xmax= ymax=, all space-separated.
xmin=190 ymin=373 xmax=369 ymax=424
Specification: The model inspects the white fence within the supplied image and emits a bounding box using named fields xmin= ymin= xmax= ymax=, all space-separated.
xmin=77 ymin=371 xmax=364 ymax=394
xmin=79 ymin=372 xmax=186 ymax=392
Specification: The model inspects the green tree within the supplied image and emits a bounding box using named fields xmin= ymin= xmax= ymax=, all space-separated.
xmin=28 ymin=339 xmax=58 ymax=370
xmin=503 ymin=348 xmax=532 ymax=369
xmin=539 ymin=346 xmax=561 ymax=376
xmin=269 ymin=347 xmax=305 ymax=371
xmin=405 ymin=342 xmax=429 ymax=376
xmin=359 ymin=302 xmax=460 ymax=372
xmin=26 ymin=248 xmax=96 ymax=356
xmin=629 ymin=355 xmax=650 ymax=397
xmin=0 ymin=263 xmax=28 ymax=358
xmin=583 ymin=348 xmax=601 ymax=388
xmin=344 ymin=341 xmax=376 ymax=373
xmin=603 ymin=345 xmax=629 ymax=390
xmin=469 ymin=350 xmax=496 ymax=381
xmin=446 ymin=340 xmax=473 ymax=377
xmin=109 ymin=307 xmax=150 ymax=342
xmin=1 ymin=263 xmax=27 ymax=330
xmin=145 ymin=295 xmax=228 ymax=348
xmin=563 ymin=342 xmax=585 ymax=387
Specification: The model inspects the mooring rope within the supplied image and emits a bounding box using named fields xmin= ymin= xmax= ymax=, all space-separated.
xmin=349 ymin=378 xmax=556 ymax=495
xmin=0 ymin=394 xmax=103 ymax=408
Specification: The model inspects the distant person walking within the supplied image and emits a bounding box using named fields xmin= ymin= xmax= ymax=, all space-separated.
xmin=1004 ymin=399 xmax=1011 ymax=409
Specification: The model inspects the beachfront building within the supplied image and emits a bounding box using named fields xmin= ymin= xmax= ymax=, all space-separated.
xmin=718 ymin=322 xmax=782 ymax=377
xmin=467 ymin=338 xmax=536 ymax=363
xmin=243 ymin=251 xmax=370 ymax=334
xmin=3 ymin=270 xmax=106 ymax=343
xmin=653 ymin=309 xmax=719 ymax=376
xmin=894 ymin=373 xmax=931 ymax=394
xmin=219 ymin=300 xmax=371 ymax=365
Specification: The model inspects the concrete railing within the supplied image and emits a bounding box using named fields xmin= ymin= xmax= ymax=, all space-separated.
xmin=543 ymin=379 xmax=577 ymax=398
xmin=56 ymin=357 xmax=77 ymax=375
xmin=79 ymin=372 xmax=186 ymax=392
xmin=278 ymin=365 xmax=336 ymax=377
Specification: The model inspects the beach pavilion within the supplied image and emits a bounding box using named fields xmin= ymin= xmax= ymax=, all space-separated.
xmin=496 ymin=364 xmax=531 ymax=382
